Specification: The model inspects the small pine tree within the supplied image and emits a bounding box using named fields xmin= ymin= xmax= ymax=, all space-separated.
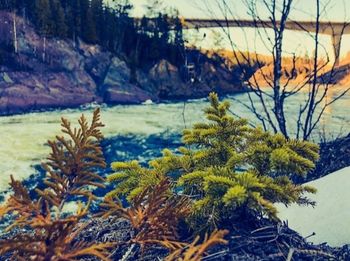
xmin=65 ymin=0 xmax=82 ymax=43
xmin=108 ymin=93 xmax=319 ymax=231
xmin=83 ymin=4 xmax=98 ymax=43
xmin=34 ymin=0 xmax=52 ymax=36
xmin=91 ymin=0 xmax=104 ymax=43
xmin=50 ymin=0 xmax=67 ymax=38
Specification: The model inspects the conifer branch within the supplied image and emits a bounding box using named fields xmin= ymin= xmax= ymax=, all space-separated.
xmin=106 ymin=93 xmax=320 ymax=231
xmin=0 ymin=109 xmax=112 ymax=260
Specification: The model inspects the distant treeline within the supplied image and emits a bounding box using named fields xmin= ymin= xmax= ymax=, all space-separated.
xmin=0 ymin=0 xmax=186 ymax=69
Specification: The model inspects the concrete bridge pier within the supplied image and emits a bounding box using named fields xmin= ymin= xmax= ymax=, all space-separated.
xmin=332 ymin=33 xmax=342 ymax=66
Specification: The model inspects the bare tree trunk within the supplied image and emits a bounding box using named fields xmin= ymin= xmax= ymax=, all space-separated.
xmin=200 ymin=0 xmax=350 ymax=140
xmin=303 ymin=0 xmax=320 ymax=140
xmin=297 ymin=0 xmax=350 ymax=140
xmin=252 ymin=0 xmax=293 ymax=138
xmin=13 ymin=12 xmax=18 ymax=54
xmin=43 ymin=36 xmax=46 ymax=62
xmin=271 ymin=0 xmax=291 ymax=138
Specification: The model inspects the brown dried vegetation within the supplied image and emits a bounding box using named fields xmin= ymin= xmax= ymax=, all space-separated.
xmin=0 ymin=108 xmax=229 ymax=261
xmin=166 ymin=229 xmax=229 ymax=261
xmin=0 ymin=109 xmax=114 ymax=261
xmin=38 ymin=108 xmax=106 ymax=208
xmin=99 ymin=178 xmax=191 ymax=251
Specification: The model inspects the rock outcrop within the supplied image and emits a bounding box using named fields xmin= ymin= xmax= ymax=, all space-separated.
xmin=148 ymin=59 xmax=246 ymax=100
xmin=249 ymin=54 xmax=350 ymax=88
xmin=0 ymin=11 xmax=99 ymax=114
xmin=0 ymin=11 xmax=245 ymax=115
xmin=101 ymin=57 xmax=154 ymax=104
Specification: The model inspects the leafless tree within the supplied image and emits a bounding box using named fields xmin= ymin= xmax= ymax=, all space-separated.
xmin=195 ymin=0 xmax=350 ymax=140
xmin=12 ymin=11 xmax=18 ymax=54
xmin=297 ymin=0 xmax=350 ymax=140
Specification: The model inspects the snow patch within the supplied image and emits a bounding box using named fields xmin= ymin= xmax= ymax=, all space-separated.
xmin=277 ymin=167 xmax=350 ymax=247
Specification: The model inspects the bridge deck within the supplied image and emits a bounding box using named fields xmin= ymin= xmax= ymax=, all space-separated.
xmin=133 ymin=17 xmax=350 ymax=65
xmin=183 ymin=19 xmax=350 ymax=35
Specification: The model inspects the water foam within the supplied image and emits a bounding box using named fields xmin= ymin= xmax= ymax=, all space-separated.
xmin=0 ymin=90 xmax=348 ymax=191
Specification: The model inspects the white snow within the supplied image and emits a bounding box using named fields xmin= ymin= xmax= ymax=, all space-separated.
xmin=277 ymin=166 xmax=350 ymax=247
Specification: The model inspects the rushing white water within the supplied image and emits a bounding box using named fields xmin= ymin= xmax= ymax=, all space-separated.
xmin=0 ymin=100 xmax=205 ymax=191
xmin=0 ymin=90 xmax=349 ymax=191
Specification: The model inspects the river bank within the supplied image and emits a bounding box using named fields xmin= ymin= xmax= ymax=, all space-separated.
xmin=0 ymin=96 xmax=349 ymax=260
xmin=0 ymin=90 xmax=349 ymax=191
xmin=1 ymin=108 xmax=350 ymax=261
xmin=0 ymin=11 xmax=247 ymax=116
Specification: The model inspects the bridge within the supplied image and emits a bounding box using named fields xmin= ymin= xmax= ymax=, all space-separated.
xmin=182 ymin=18 xmax=350 ymax=65
xmin=134 ymin=17 xmax=350 ymax=65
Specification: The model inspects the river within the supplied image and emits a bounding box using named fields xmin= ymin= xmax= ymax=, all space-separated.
xmin=0 ymin=90 xmax=349 ymax=191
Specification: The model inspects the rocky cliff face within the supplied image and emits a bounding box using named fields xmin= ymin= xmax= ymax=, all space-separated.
xmin=0 ymin=11 xmax=244 ymax=115
xmin=248 ymin=55 xmax=350 ymax=88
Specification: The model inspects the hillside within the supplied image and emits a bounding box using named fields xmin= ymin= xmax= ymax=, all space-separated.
xmin=0 ymin=11 xmax=246 ymax=115
xmin=211 ymin=48 xmax=350 ymax=88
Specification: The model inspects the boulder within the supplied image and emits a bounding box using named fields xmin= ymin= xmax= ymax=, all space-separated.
xmin=103 ymin=57 xmax=130 ymax=87
xmin=136 ymin=69 xmax=158 ymax=95
xmin=101 ymin=57 xmax=153 ymax=104
xmin=148 ymin=59 xmax=189 ymax=99
xmin=78 ymin=40 xmax=112 ymax=84
xmin=0 ymin=11 xmax=99 ymax=114
xmin=0 ymin=71 xmax=97 ymax=114
xmin=197 ymin=61 xmax=245 ymax=94
xmin=0 ymin=11 xmax=248 ymax=114
xmin=148 ymin=59 xmax=245 ymax=100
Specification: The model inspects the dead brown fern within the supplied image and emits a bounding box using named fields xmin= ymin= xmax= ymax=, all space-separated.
xmin=37 ymin=108 xmax=106 ymax=211
xmin=165 ymin=229 xmax=229 ymax=261
xmin=99 ymin=178 xmax=191 ymax=251
xmin=0 ymin=108 xmax=113 ymax=261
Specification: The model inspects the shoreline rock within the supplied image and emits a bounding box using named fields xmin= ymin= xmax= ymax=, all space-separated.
xmin=0 ymin=11 xmax=245 ymax=116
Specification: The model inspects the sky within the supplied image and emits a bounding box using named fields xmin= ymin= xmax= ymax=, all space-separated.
xmin=131 ymin=0 xmax=350 ymax=20
xmin=129 ymin=0 xmax=350 ymax=59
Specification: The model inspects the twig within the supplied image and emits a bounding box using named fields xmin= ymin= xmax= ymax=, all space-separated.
xmin=286 ymin=248 xmax=295 ymax=261
xmin=121 ymin=243 xmax=136 ymax=261
xmin=305 ymin=232 xmax=316 ymax=240
xmin=250 ymin=225 xmax=275 ymax=234
xmin=182 ymin=101 xmax=187 ymax=129
xmin=202 ymin=250 xmax=228 ymax=260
